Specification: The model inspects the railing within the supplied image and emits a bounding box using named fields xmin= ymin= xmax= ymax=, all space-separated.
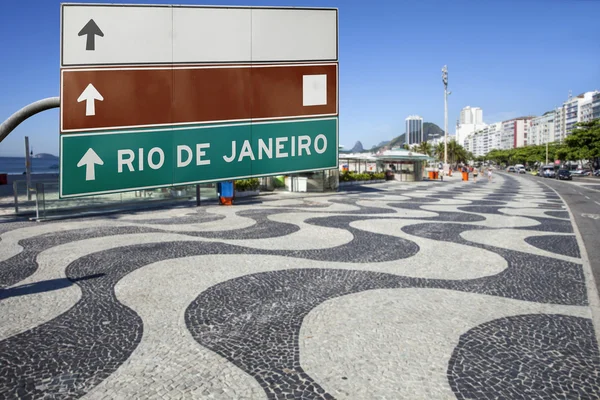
xmin=13 ymin=179 xmax=218 ymax=220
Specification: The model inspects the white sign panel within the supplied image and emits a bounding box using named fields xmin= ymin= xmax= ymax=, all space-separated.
xmin=61 ymin=4 xmax=338 ymax=66
xmin=251 ymin=8 xmax=337 ymax=62
xmin=172 ymin=8 xmax=252 ymax=63
xmin=62 ymin=5 xmax=173 ymax=66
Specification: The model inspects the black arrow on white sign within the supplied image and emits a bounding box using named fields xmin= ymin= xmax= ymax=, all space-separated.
xmin=78 ymin=19 xmax=104 ymax=51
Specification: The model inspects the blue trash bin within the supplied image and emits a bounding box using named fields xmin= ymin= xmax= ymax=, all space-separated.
xmin=219 ymin=181 xmax=234 ymax=197
xmin=217 ymin=181 xmax=234 ymax=205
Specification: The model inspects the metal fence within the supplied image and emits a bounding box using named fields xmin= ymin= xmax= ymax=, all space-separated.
xmin=13 ymin=179 xmax=218 ymax=220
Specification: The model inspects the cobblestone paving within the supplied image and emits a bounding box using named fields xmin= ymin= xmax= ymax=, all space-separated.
xmin=0 ymin=173 xmax=599 ymax=399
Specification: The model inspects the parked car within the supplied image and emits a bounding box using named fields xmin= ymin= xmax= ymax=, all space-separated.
xmin=555 ymin=169 xmax=572 ymax=180
xmin=594 ymin=170 xmax=600 ymax=177
xmin=571 ymin=170 xmax=591 ymax=177
xmin=542 ymin=166 xmax=555 ymax=178
xmin=506 ymin=166 xmax=516 ymax=173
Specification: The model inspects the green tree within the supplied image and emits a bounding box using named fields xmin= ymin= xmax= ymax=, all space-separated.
xmin=556 ymin=119 xmax=600 ymax=169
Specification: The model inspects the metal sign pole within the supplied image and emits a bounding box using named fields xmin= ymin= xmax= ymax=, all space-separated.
xmin=25 ymin=136 xmax=32 ymax=201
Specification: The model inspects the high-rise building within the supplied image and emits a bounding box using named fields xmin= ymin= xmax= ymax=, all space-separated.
xmin=555 ymin=91 xmax=599 ymax=139
xmin=459 ymin=106 xmax=483 ymax=125
xmin=593 ymin=92 xmax=600 ymax=120
xmin=554 ymin=105 xmax=566 ymax=142
xmin=581 ymin=96 xmax=595 ymax=123
xmin=529 ymin=112 xmax=556 ymax=145
xmin=456 ymin=106 xmax=486 ymax=147
xmin=405 ymin=115 xmax=423 ymax=146
xmin=460 ymin=107 xmax=473 ymax=124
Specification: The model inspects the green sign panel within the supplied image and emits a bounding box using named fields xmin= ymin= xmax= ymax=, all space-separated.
xmin=60 ymin=117 xmax=338 ymax=197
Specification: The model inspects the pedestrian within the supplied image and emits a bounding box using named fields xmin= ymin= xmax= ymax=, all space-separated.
xmin=487 ymin=168 xmax=492 ymax=182
xmin=473 ymin=167 xmax=478 ymax=182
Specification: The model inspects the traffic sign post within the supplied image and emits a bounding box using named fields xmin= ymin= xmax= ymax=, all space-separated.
xmin=59 ymin=4 xmax=338 ymax=198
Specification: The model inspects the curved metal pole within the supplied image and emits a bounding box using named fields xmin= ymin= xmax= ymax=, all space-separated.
xmin=0 ymin=97 xmax=60 ymax=143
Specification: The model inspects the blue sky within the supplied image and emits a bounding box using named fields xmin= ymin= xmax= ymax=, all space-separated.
xmin=1 ymin=0 xmax=599 ymax=156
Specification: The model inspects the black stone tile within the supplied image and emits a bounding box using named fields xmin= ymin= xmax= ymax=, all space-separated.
xmin=524 ymin=235 xmax=581 ymax=258
xmin=448 ymin=314 xmax=600 ymax=400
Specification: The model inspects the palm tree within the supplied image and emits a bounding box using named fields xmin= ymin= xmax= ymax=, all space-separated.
xmin=434 ymin=142 xmax=445 ymax=161
xmin=402 ymin=144 xmax=410 ymax=150
xmin=445 ymin=140 xmax=470 ymax=166
xmin=447 ymin=140 xmax=459 ymax=165
xmin=417 ymin=141 xmax=433 ymax=157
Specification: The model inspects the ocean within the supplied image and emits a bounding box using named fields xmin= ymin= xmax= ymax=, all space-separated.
xmin=0 ymin=157 xmax=60 ymax=175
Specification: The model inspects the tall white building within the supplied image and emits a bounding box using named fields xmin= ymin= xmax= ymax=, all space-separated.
xmin=581 ymin=95 xmax=595 ymax=123
xmin=593 ymin=92 xmax=600 ymax=120
xmin=456 ymin=106 xmax=486 ymax=147
xmin=529 ymin=111 xmax=556 ymax=145
xmin=460 ymin=106 xmax=483 ymax=125
xmin=554 ymin=105 xmax=566 ymax=142
xmin=405 ymin=115 xmax=424 ymax=146
xmin=555 ymin=91 xmax=599 ymax=140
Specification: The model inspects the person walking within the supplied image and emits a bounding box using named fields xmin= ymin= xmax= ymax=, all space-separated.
xmin=487 ymin=168 xmax=493 ymax=182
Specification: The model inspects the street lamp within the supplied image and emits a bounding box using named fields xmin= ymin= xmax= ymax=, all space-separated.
xmin=442 ymin=65 xmax=449 ymax=171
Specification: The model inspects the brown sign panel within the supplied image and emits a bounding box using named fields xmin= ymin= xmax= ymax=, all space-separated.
xmin=61 ymin=64 xmax=338 ymax=132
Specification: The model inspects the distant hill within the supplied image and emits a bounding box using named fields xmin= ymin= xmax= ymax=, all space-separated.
xmin=34 ymin=153 xmax=58 ymax=159
xmin=423 ymin=122 xmax=444 ymax=141
xmin=350 ymin=141 xmax=364 ymax=153
xmin=371 ymin=122 xmax=445 ymax=153
xmin=371 ymin=140 xmax=390 ymax=149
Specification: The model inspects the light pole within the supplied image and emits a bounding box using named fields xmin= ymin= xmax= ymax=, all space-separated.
xmin=442 ymin=65 xmax=449 ymax=170
xmin=545 ymin=124 xmax=549 ymax=166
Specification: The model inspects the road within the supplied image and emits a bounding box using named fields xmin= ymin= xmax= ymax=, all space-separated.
xmin=531 ymin=174 xmax=600 ymax=293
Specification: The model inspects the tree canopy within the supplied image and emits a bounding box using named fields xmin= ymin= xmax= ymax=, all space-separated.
xmin=481 ymin=118 xmax=600 ymax=168
xmin=556 ymin=119 xmax=600 ymax=168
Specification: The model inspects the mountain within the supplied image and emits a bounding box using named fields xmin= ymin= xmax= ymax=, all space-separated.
xmin=370 ymin=122 xmax=445 ymax=153
xmin=371 ymin=140 xmax=390 ymax=149
xmin=423 ymin=122 xmax=444 ymax=141
xmin=350 ymin=141 xmax=364 ymax=153
xmin=34 ymin=153 xmax=58 ymax=159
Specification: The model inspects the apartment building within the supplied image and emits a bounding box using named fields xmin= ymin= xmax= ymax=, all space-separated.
xmin=456 ymin=106 xmax=487 ymax=147
xmin=529 ymin=111 xmax=556 ymax=145
xmin=464 ymin=122 xmax=502 ymax=157
xmin=501 ymin=117 xmax=533 ymax=150
xmin=556 ymin=91 xmax=600 ymax=139
xmin=593 ymin=92 xmax=600 ymax=120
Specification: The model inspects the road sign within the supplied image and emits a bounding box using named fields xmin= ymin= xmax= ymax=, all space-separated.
xmin=61 ymin=63 xmax=338 ymax=132
xmin=61 ymin=5 xmax=338 ymax=66
xmin=60 ymin=4 xmax=339 ymax=198
xmin=60 ymin=118 xmax=338 ymax=197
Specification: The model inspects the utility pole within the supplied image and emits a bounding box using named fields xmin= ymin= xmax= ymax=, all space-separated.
xmin=442 ymin=65 xmax=449 ymax=171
